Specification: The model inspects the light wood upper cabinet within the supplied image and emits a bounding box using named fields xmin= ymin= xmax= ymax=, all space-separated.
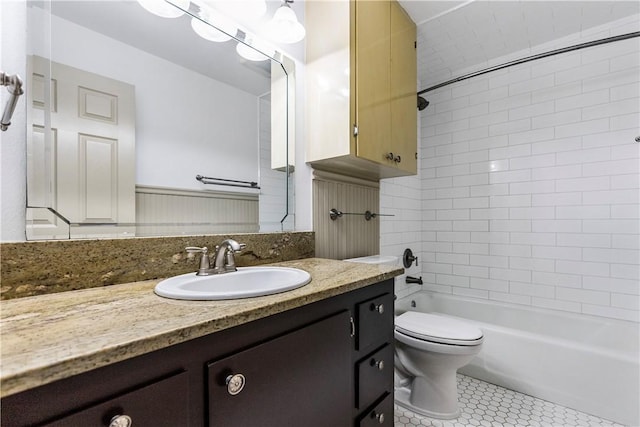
xmin=306 ymin=0 xmax=417 ymax=180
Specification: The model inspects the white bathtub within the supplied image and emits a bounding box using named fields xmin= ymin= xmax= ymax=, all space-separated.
xmin=396 ymin=291 xmax=640 ymax=426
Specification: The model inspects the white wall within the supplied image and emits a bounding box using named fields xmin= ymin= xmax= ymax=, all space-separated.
xmin=0 ymin=0 xmax=27 ymax=242
xmin=38 ymin=11 xmax=260 ymax=192
xmin=382 ymin=14 xmax=640 ymax=322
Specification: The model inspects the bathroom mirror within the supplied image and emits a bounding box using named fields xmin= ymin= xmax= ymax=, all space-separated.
xmin=25 ymin=0 xmax=295 ymax=240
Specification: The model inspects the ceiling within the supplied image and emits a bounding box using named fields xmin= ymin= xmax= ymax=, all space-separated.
xmin=398 ymin=0 xmax=640 ymax=90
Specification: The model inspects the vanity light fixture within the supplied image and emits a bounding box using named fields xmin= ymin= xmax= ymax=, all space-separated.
xmin=206 ymin=0 xmax=267 ymax=23
xmin=266 ymin=0 xmax=305 ymax=44
xmin=236 ymin=36 xmax=274 ymax=61
xmin=191 ymin=8 xmax=237 ymax=42
xmin=137 ymin=0 xmax=190 ymax=18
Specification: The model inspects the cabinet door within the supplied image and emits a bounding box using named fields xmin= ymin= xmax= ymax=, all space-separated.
xmin=390 ymin=1 xmax=417 ymax=174
xmin=355 ymin=0 xmax=392 ymax=166
xmin=207 ymin=311 xmax=352 ymax=427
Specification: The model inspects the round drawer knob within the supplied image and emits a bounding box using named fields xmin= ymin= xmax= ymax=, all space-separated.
xmin=375 ymin=360 xmax=384 ymax=371
xmin=375 ymin=412 xmax=385 ymax=424
xmin=370 ymin=303 xmax=384 ymax=314
xmin=109 ymin=415 xmax=132 ymax=427
xmin=226 ymin=373 xmax=246 ymax=395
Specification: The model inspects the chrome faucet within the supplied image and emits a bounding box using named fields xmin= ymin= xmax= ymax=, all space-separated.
xmin=186 ymin=239 xmax=246 ymax=276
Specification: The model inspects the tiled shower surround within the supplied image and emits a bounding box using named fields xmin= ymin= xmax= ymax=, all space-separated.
xmin=382 ymin=15 xmax=640 ymax=322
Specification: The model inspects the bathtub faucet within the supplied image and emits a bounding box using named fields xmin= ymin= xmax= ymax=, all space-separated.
xmin=406 ymin=276 xmax=423 ymax=285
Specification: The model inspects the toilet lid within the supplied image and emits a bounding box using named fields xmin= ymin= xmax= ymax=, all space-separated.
xmin=395 ymin=311 xmax=483 ymax=346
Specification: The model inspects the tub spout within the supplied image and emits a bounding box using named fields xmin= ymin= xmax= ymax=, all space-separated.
xmin=406 ymin=276 xmax=423 ymax=285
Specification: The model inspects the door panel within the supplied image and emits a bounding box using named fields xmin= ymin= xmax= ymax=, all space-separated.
xmin=355 ymin=0 xmax=392 ymax=165
xmin=390 ymin=1 xmax=417 ymax=174
xmin=27 ymin=55 xmax=135 ymax=238
xmin=207 ymin=311 xmax=352 ymax=427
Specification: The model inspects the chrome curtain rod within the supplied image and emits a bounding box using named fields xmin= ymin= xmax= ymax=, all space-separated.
xmin=417 ymin=31 xmax=640 ymax=95
xmin=196 ymin=175 xmax=260 ymax=189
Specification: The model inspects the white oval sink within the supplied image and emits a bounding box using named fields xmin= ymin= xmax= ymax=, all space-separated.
xmin=154 ymin=266 xmax=311 ymax=300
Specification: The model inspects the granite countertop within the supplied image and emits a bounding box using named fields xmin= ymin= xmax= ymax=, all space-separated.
xmin=0 ymin=258 xmax=403 ymax=398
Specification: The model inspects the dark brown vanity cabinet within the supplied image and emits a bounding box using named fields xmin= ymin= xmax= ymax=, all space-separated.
xmin=1 ymin=280 xmax=394 ymax=427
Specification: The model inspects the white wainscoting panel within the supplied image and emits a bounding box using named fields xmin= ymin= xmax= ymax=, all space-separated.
xmin=136 ymin=186 xmax=259 ymax=237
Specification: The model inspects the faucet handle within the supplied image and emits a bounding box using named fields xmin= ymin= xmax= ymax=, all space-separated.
xmin=186 ymin=246 xmax=207 ymax=253
xmin=185 ymin=246 xmax=210 ymax=272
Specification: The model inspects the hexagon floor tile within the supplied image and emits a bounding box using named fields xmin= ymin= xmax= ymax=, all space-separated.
xmin=394 ymin=374 xmax=626 ymax=427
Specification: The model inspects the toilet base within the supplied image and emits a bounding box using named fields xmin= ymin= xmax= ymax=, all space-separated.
xmin=394 ymin=385 xmax=461 ymax=420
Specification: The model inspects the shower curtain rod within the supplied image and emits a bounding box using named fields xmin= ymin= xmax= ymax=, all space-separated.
xmin=417 ymin=31 xmax=640 ymax=95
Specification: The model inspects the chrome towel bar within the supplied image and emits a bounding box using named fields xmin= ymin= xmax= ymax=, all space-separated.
xmin=329 ymin=208 xmax=394 ymax=221
xmin=196 ymin=175 xmax=260 ymax=189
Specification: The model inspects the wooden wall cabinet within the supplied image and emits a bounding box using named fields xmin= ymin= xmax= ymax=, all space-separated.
xmin=1 ymin=281 xmax=394 ymax=427
xmin=306 ymin=0 xmax=417 ymax=180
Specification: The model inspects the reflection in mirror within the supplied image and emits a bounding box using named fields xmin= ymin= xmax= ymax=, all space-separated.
xmin=25 ymin=0 xmax=295 ymax=240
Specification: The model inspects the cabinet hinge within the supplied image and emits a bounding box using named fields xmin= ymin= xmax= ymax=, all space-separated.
xmin=414 ymin=41 xmax=417 ymax=49
xmin=353 ymin=124 xmax=359 ymax=137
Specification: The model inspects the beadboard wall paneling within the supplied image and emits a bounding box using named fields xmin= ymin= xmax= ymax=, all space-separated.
xmin=313 ymin=171 xmax=380 ymax=259
xmin=135 ymin=186 xmax=259 ymax=236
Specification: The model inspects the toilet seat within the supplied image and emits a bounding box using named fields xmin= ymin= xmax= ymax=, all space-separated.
xmin=395 ymin=311 xmax=483 ymax=346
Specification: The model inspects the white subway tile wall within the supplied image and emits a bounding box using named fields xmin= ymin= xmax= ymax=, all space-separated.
xmin=382 ymin=15 xmax=640 ymax=321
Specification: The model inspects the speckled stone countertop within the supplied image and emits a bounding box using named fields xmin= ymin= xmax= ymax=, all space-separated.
xmin=0 ymin=258 xmax=402 ymax=398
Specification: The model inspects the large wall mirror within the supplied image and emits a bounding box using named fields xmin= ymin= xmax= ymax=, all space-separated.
xmin=25 ymin=0 xmax=295 ymax=240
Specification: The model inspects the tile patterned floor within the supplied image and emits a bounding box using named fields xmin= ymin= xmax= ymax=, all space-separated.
xmin=394 ymin=374 xmax=626 ymax=427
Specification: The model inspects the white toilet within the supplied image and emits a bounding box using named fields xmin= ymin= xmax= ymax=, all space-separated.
xmin=394 ymin=311 xmax=484 ymax=419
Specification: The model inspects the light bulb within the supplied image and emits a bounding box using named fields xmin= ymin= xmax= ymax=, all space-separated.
xmin=191 ymin=10 xmax=236 ymax=42
xmin=236 ymin=37 xmax=274 ymax=62
xmin=137 ymin=0 xmax=190 ymax=18
xmin=266 ymin=2 xmax=305 ymax=44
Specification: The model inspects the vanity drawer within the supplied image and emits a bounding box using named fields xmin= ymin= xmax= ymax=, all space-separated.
xmin=41 ymin=371 xmax=189 ymax=427
xmin=356 ymin=293 xmax=394 ymax=351
xmin=356 ymin=344 xmax=394 ymax=410
xmin=358 ymin=393 xmax=394 ymax=427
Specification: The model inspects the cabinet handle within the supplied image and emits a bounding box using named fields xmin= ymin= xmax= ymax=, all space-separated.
xmin=375 ymin=412 xmax=385 ymax=424
xmin=350 ymin=316 xmax=355 ymax=338
xmin=371 ymin=358 xmax=384 ymax=371
xmin=385 ymin=152 xmax=394 ymax=161
xmin=370 ymin=303 xmax=384 ymax=314
xmin=109 ymin=415 xmax=132 ymax=427
xmin=226 ymin=373 xmax=246 ymax=395
xmin=394 ymin=155 xmax=401 ymax=163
